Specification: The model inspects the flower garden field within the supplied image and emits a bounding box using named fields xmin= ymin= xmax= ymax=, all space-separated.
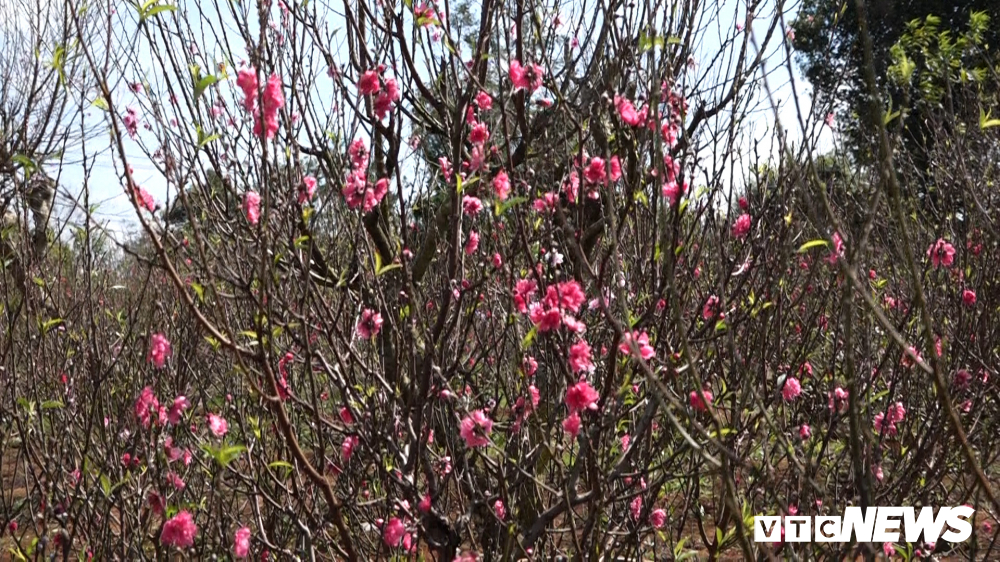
xmin=1 ymin=0 xmax=1000 ymax=559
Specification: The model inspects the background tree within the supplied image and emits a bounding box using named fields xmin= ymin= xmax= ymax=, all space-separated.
xmin=792 ymin=0 xmax=1000 ymax=167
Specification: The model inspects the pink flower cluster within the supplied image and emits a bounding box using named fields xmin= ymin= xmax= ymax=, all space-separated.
xmin=243 ymin=191 xmax=261 ymax=225
xmin=236 ymin=67 xmax=284 ymax=139
xmin=509 ymin=60 xmax=544 ymax=92
xmin=927 ymin=238 xmax=955 ymax=269
xmin=356 ymin=308 xmax=383 ymax=339
xmin=160 ymin=510 xmax=198 ymax=548
xmin=460 ymin=409 xmax=494 ymax=448
xmin=148 ymin=333 xmax=172 ymax=368
xmin=342 ymin=139 xmax=389 ymax=212
xmin=134 ymin=386 xmax=166 ymax=428
xmin=519 ymin=279 xmax=587 ymax=333
xmin=357 ymin=66 xmax=401 ymax=121
xmin=619 ymin=331 xmax=655 ymax=361
xmin=873 ymin=402 xmax=906 ymax=436
xmin=563 ymin=380 xmax=599 ymax=437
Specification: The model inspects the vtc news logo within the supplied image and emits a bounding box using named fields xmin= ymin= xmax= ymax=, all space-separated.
xmin=754 ymin=506 xmax=975 ymax=543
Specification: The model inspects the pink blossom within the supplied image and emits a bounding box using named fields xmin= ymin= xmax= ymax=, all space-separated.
xmin=689 ymin=389 xmax=713 ymax=412
xmin=828 ymin=387 xmax=849 ymax=413
xmin=243 ymin=191 xmax=261 ymax=225
xmin=901 ymin=345 xmax=922 ymax=369
xmin=615 ymin=96 xmax=642 ymax=126
xmin=528 ymin=303 xmax=561 ymax=332
xmin=460 ymin=410 xmax=493 ymax=448
xmin=374 ymin=91 xmax=394 ymax=120
xmin=781 ymin=377 xmax=802 ymax=401
xmin=356 ymin=309 xmax=383 ymax=339
xmin=358 ymin=70 xmax=380 ymax=95
xmin=546 ymin=280 xmax=587 ymax=313
xmin=475 ymin=91 xmax=492 ymax=110
xmin=513 ymin=279 xmax=538 ymax=313
xmin=799 ymin=424 xmax=811 ymax=439
xmin=650 ymin=508 xmax=667 ymax=528
xmin=148 ymin=491 xmax=165 ymax=514
xmin=148 ymin=333 xmax=172 ymax=368
xmin=339 ymin=407 xmax=354 ymax=425
xmin=731 ymin=213 xmax=751 ymax=239
xmin=609 ymin=156 xmax=622 ymax=182
xmin=963 ymin=289 xmax=976 ymax=306
xmin=233 ymin=527 xmax=251 ymax=558
xmin=889 ymin=401 xmax=906 ymax=423
xmin=562 ymin=412 xmax=581 ymax=437
xmin=341 ymin=435 xmax=359 ymax=462
xmin=123 ymin=107 xmax=139 ymax=139
xmin=134 ymin=387 xmax=161 ymax=428
xmin=493 ymin=170 xmax=511 ymax=200
xmin=619 ymin=331 xmax=655 ymax=360
xmin=874 ymin=412 xmax=896 ymax=436
xmin=439 ymin=156 xmax=453 ymax=182
xmin=418 ymin=495 xmax=432 ymax=513
xmin=491 ymin=253 xmax=503 ymax=268
xmin=825 ymin=113 xmax=835 ymax=128
xmin=568 ymin=340 xmax=594 ymax=373
xmin=383 ymin=517 xmax=406 ymax=547
xmin=565 ymin=380 xmax=600 ymax=413
xmin=663 ymin=154 xmax=680 ymax=183
xmin=522 ymin=356 xmax=538 ymax=376
xmin=299 ymin=175 xmax=317 ymax=204
xmin=702 ymin=295 xmax=719 ymax=320
xmin=826 ymin=231 xmax=845 ymax=264
xmin=630 ymin=496 xmax=643 ymax=520
xmin=349 ymin=139 xmax=369 ymax=169
xmin=509 ymin=60 xmax=543 ymax=92
xmin=134 ymin=186 xmax=156 ymax=212
xmin=927 ymin=238 xmax=956 ymax=268
xmin=661 ymin=181 xmax=687 ymax=206
xmin=207 ymin=413 xmax=229 ymax=437
xmin=469 ymin=122 xmax=490 ymax=145
xmin=167 ymin=396 xmax=190 ymax=425
xmin=166 ymin=471 xmax=185 ymax=490
xmin=463 ymin=196 xmax=484 ymax=216
xmin=236 ymin=67 xmax=258 ymax=111
xmin=463 ymin=230 xmax=481 ymax=255
xmin=160 ymin=510 xmax=198 ymax=549
xmin=252 ymin=74 xmax=284 ymax=139
xmin=584 ymin=157 xmax=606 ymax=184
xmin=493 ymin=500 xmax=506 ymax=520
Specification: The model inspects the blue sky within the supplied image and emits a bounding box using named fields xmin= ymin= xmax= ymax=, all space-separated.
xmin=49 ymin=0 xmax=830 ymax=238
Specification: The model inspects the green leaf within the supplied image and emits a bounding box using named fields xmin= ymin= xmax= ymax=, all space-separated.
xmin=139 ymin=3 xmax=177 ymax=21
xmin=521 ymin=326 xmax=537 ymax=350
xmin=12 ymin=154 xmax=37 ymax=174
xmin=203 ymin=443 xmax=246 ymax=467
xmin=190 ymin=282 xmax=205 ymax=303
xmin=495 ymin=196 xmax=527 ymax=216
xmin=197 ymin=131 xmax=221 ymax=148
xmin=91 ymin=97 xmax=109 ymax=111
xmin=979 ymin=107 xmax=1000 ymax=130
xmin=39 ymin=318 xmax=63 ymax=334
xmin=193 ymin=74 xmax=219 ymax=101
xmin=638 ymin=33 xmax=665 ymax=52
xmin=218 ymin=444 xmax=246 ymax=466
xmin=797 ymin=239 xmax=829 ymax=253
xmin=376 ymin=263 xmax=402 ymax=276
xmin=40 ymin=400 xmax=64 ymax=410
xmin=100 ymin=473 xmax=111 ymax=497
